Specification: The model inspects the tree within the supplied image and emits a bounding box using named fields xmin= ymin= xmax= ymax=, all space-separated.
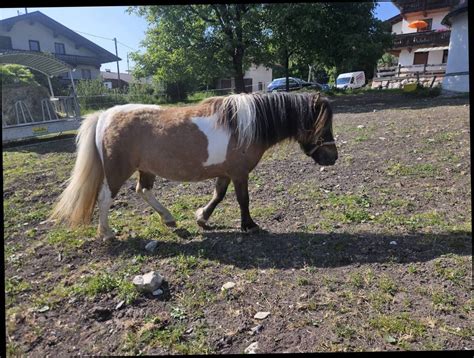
xmin=128 ymin=5 xmax=268 ymax=96
xmin=263 ymin=3 xmax=324 ymax=91
xmin=314 ymin=2 xmax=393 ymax=80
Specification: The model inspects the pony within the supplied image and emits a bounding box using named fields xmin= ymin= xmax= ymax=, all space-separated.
xmin=50 ymin=92 xmax=338 ymax=238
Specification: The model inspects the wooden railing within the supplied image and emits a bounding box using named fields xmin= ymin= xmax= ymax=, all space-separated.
xmin=392 ymin=30 xmax=451 ymax=49
xmin=375 ymin=63 xmax=446 ymax=79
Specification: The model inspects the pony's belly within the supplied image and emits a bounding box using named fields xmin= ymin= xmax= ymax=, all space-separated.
xmin=151 ymin=163 xmax=228 ymax=182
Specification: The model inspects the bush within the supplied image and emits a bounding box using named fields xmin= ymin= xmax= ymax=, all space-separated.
xmin=126 ymin=82 xmax=166 ymax=104
xmin=76 ymin=79 xmax=127 ymax=111
xmin=0 ymin=64 xmax=36 ymax=85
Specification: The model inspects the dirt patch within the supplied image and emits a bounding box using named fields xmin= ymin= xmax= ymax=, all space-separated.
xmin=4 ymin=91 xmax=471 ymax=355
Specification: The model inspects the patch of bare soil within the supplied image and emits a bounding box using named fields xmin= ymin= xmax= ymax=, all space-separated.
xmin=4 ymin=92 xmax=471 ymax=355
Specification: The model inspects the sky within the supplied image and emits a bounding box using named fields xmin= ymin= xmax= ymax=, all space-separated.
xmin=0 ymin=3 xmax=400 ymax=73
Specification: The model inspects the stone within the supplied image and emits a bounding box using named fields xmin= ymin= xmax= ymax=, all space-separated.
xmin=390 ymin=241 xmax=397 ymax=246
xmin=145 ymin=241 xmax=158 ymax=253
xmin=221 ymin=282 xmax=236 ymax=291
xmin=133 ymin=271 xmax=163 ymax=293
xmin=244 ymin=342 xmax=259 ymax=354
xmin=254 ymin=311 xmax=270 ymax=320
xmin=115 ymin=300 xmax=125 ymax=310
xmin=152 ymin=288 xmax=164 ymax=296
xmin=249 ymin=324 xmax=264 ymax=335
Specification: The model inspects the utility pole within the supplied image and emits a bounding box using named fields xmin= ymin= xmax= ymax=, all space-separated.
xmin=113 ymin=37 xmax=121 ymax=89
xmin=25 ymin=8 xmax=28 ymax=14
xmin=127 ymin=53 xmax=130 ymax=73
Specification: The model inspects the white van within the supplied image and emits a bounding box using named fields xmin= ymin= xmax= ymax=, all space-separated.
xmin=336 ymin=71 xmax=366 ymax=90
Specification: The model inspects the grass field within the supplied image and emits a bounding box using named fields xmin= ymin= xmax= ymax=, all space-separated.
xmin=4 ymin=91 xmax=471 ymax=355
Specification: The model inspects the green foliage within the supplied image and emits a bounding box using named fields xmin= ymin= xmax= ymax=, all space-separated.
xmin=76 ymin=79 xmax=128 ymax=110
xmin=0 ymin=64 xmax=36 ymax=85
xmin=378 ymin=53 xmax=398 ymax=67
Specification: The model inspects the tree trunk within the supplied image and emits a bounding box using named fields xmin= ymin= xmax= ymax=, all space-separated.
xmin=233 ymin=47 xmax=246 ymax=93
xmin=285 ymin=50 xmax=290 ymax=92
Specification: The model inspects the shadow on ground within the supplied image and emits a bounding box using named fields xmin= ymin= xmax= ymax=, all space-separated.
xmin=99 ymin=230 xmax=472 ymax=269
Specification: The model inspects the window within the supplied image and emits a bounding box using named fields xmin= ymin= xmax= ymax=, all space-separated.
xmin=81 ymin=69 xmax=92 ymax=80
xmin=413 ymin=52 xmax=429 ymax=65
xmin=0 ymin=36 xmax=12 ymax=49
xmin=54 ymin=42 xmax=65 ymax=54
xmin=29 ymin=40 xmax=40 ymax=51
xmin=442 ymin=49 xmax=449 ymax=64
xmin=417 ymin=18 xmax=433 ymax=32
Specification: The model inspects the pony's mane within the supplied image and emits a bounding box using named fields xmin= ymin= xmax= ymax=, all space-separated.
xmin=200 ymin=92 xmax=331 ymax=148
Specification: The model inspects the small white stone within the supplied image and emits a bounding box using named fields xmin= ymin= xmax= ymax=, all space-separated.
xmin=132 ymin=271 xmax=163 ymax=293
xmin=319 ymin=167 xmax=325 ymax=172
xmin=390 ymin=241 xmax=397 ymax=246
xmin=357 ymin=125 xmax=365 ymax=129
xmin=254 ymin=311 xmax=270 ymax=320
xmin=115 ymin=300 xmax=125 ymax=310
xmin=145 ymin=241 xmax=158 ymax=253
xmin=221 ymin=282 xmax=236 ymax=291
xmin=244 ymin=342 xmax=259 ymax=354
xmin=379 ymin=137 xmax=386 ymax=140
xmin=37 ymin=305 xmax=50 ymax=313
xmin=152 ymin=288 xmax=164 ymax=296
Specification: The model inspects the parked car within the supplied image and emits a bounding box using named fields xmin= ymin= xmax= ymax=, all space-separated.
xmin=335 ymin=71 xmax=366 ymax=90
xmin=267 ymin=77 xmax=329 ymax=92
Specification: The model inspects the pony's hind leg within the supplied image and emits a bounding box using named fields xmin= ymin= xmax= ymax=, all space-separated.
xmin=196 ymin=176 xmax=230 ymax=228
xmin=136 ymin=171 xmax=176 ymax=227
xmin=97 ymin=181 xmax=115 ymax=240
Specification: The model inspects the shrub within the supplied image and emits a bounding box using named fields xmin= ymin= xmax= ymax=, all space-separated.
xmin=0 ymin=64 xmax=36 ymax=85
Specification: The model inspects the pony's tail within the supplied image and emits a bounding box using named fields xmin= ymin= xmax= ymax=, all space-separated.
xmin=50 ymin=112 xmax=104 ymax=227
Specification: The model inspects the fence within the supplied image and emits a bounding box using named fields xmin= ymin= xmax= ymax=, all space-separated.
xmin=371 ymin=63 xmax=446 ymax=89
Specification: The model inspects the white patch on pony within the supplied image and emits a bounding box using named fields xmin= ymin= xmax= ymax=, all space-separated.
xmin=95 ymin=104 xmax=161 ymax=163
xmin=192 ymin=114 xmax=231 ymax=166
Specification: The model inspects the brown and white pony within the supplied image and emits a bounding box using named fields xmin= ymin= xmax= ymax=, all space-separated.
xmin=51 ymin=92 xmax=338 ymax=238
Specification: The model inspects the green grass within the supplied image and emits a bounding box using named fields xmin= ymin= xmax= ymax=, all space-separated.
xmin=370 ymin=313 xmax=428 ymax=346
xmin=386 ymin=162 xmax=439 ymax=177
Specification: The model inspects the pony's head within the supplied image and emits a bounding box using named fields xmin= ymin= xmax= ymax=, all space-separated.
xmin=297 ymin=95 xmax=338 ymax=166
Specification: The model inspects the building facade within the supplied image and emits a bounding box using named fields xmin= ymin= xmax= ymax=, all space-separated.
xmin=441 ymin=0 xmax=469 ymax=92
xmin=0 ymin=11 xmax=120 ymax=83
xmin=216 ymin=64 xmax=273 ymax=93
xmin=387 ymin=0 xmax=460 ymax=66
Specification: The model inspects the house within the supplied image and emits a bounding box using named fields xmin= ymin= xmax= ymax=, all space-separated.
xmin=372 ymin=0 xmax=461 ymax=89
xmin=0 ymin=11 xmax=120 ymax=84
xmin=441 ymin=0 xmax=469 ymax=93
xmin=101 ymin=69 xmax=133 ymax=89
xmin=216 ymin=64 xmax=273 ymax=93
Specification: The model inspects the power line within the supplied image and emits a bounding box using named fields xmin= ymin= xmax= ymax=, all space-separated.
xmin=73 ymin=29 xmax=114 ymax=41
xmin=73 ymin=29 xmax=138 ymax=51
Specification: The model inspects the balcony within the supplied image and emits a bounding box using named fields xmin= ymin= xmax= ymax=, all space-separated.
xmin=393 ymin=0 xmax=460 ymax=14
xmin=0 ymin=47 xmax=102 ymax=68
xmin=392 ymin=30 xmax=450 ymax=49
xmin=54 ymin=53 xmax=101 ymax=67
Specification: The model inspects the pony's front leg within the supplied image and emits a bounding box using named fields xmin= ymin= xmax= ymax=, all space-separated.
xmin=196 ymin=176 xmax=231 ymax=227
xmin=97 ymin=181 xmax=115 ymax=240
xmin=232 ymin=176 xmax=260 ymax=233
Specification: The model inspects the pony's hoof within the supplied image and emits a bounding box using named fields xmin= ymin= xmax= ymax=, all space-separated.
xmin=100 ymin=231 xmax=116 ymax=241
xmin=195 ymin=208 xmax=208 ymax=227
xmin=241 ymin=225 xmax=262 ymax=234
xmin=165 ymin=220 xmax=177 ymax=228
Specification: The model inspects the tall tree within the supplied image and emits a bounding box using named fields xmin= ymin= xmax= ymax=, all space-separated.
xmin=129 ymin=5 xmax=267 ymax=95
xmin=263 ymin=3 xmax=323 ymax=91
